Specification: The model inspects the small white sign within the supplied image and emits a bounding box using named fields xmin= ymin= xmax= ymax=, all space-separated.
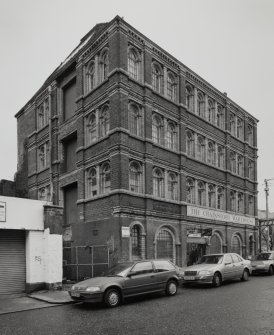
xmin=188 ymin=233 xmax=201 ymax=238
xmin=122 ymin=226 xmax=130 ymax=237
xmin=0 ymin=201 xmax=6 ymax=222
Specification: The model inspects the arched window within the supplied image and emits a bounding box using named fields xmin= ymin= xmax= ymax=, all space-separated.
xmin=197 ymin=136 xmax=205 ymax=162
xmin=131 ymin=225 xmax=142 ymax=260
xmin=197 ymin=92 xmax=205 ymax=118
xmin=248 ymin=160 xmax=254 ymax=180
xmin=247 ymin=124 xmax=254 ymax=146
xmin=237 ymin=193 xmax=244 ymax=213
xmin=230 ymin=113 xmax=236 ymax=136
xmin=99 ymin=105 xmax=110 ymax=137
xmin=87 ymin=167 xmax=98 ymax=197
xmin=129 ymin=161 xmax=142 ymax=193
xmin=166 ymin=121 xmax=177 ymax=150
xmin=86 ymin=113 xmax=97 ymax=144
xmin=237 ymin=118 xmax=243 ymax=139
xmin=237 ymin=155 xmax=243 ymax=176
xmin=100 ymin=162 xmax=111 ymax=194
xmin=207 ymin=99 xmax=214 ymax=123
xmin=210 ymin=233 xmax=223 ymax=254
xmin=186 ymin=131 xmax=195 ymax=157
xmin=86 ymin=60 xmax=96 ymax=92
xmin=98 ymin=49 xmax=109 ymax=83
xmin=217 ymin=146 xmax=225 ymax=169
xmin=230 ymin=151 xmax=236 ymax=173
xmin=207 ymin=141 xmax=215 ymax=165
xmin=216 ymin=105 xmax=224 ymax=129
xmin=128 ymin=47 xmax=140 ymax=80
xmin=152 ymin=63 xmax=162 ymax=93
xmin=208 ymin=184 xmax=216 ymax=208
xmin=248 ymin=195 xmax=254 ymax=215
xmin=152 ymin=114 xmax=163 ymax=144
xmin=231 ymin=234 xmax=242 ymax=255
xmin=186 ymin=178 xmax=195 ymax=204
xmin=249 ymin=235 xmax=255 ymax=257
xmin=153 ymin=168 xmax=164 ymax=198
xmin=167 ymin=72 xmax=176 ymax=101
xmin=230 ymin=191 xmax=236 ymax=211
xmin=197 ymin=181 xmax=206 ymax=206
xmin=167 ymin=172 xmax=178 ymax=200
xmin=217 ymin=187 xmax=225 ymax=210
xmin=129 ymin=103 xmax=142 ymax=137
xmin=156 ymin=228 xmax=175 ymax=262
xmin=186 ymin=85 xmax=194 ymax=112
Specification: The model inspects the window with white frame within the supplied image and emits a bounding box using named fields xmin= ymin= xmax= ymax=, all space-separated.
xmin=128 ymin=47 xmax=141 ymax=81
xmin=131 ymin=225 xmax=142 ymax=260
xmin=216 ymin=104 xmax=224 ymax=129
xmin=197 ymin=181 xmax=206 ymax=206
xmin=38 ymin=185 xmax=51 ymax=201
xmin=237 ymin=154 xmax=244 ymax=177
xmin=37 ymin=98 xmax=49 ymax=130
xmin=230 ymin=113 xmax=236 ymax=136
xmin=207 ymin=99 xmax=214 ymax=124
xmin=98 ymin=49 xmax=109 ymax=83
xmin=186 ymin=178 xmax=195 ymax=204
xmin=186 ymin=84 xmax=194 ymax=112
xmin=197 ymin=135 xmax=206 ymax=162
xmin=186 ymin=131 xmax=195 ymax=157
xmin=129 ymin=161 xmax=143 ymax=193
xmin=207 ymin=141 xmax=215 ymax=165
xmin=86 ymin=113 xmax=97 ymax=145
xmin=86 ymin=162 xmax=111 ymax=198
xmin=166 ymin=121 xmax=177 ymax=150
xmin=237 ymin=117 xmax=244 ymax=140
xmin=230 ymin=151 xmax=236 ymax=174
xmin=100 ymin=162 xmax=111 ymax=194
xmin=217 ymin=187 xmax=225 ymax=210
xmin=248 ymin=160 xmax=254 ymax=180
xmin=152 ymin=62 xmax=163 ymax=93
xmin=128 ymin=103 xmax=143 ymax=137
xmin=153 ymin=167 xmax=164 ymax=198
xmin=208 ymin=184 xmax=216 ymax=208
xmin=237 ymin=193 xmax=244 ymax=213
xmin=247 ymin=124 xmax=254 ymax=146
xmin=38 ymin=142 xmax=49 ymax=171
xmin=167 ymin=172 xmax=178 ymax=201
xmin=197 ymin=92 xmax=205 ymax=118
xmin=99 ymin=105 xmax=110 ymax=137
xmin=87 ymin=167 xmax=98 ymax=197
xmin=230 ymin=191 xmax=236 ymax=211
xmin=152 ymin=114 xmax=163 ymax=145
xmin=86 ymin=60 xmax=96 ymax=92
xmin=167 ymin=72 xmax=176 ymax=101
xmin=217 ymin=145 xmax=225 ymax=169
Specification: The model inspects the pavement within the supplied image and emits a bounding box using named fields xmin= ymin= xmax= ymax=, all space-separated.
xmin=0 ymin=285 xmax=75 ymax=315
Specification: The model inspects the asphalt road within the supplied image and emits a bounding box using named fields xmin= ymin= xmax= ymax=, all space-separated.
xmin=1 ymin=275 xmax=274 ymax=335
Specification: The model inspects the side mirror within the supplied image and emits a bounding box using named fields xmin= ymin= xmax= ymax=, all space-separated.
xmin=225 ymin=262 xmax=231 ymax=266
xmin=128 ymin=271 xmax=137 ymax=277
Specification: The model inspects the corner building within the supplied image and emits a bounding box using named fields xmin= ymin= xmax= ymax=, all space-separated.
xmin=15 ymin=16 xmax=258 ymax=279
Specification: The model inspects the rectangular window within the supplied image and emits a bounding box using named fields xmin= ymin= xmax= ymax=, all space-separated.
xmin=63 ymin=79 xmax=77 ymax=120
xmin=63 ymin=136 xmax=77 ymax=173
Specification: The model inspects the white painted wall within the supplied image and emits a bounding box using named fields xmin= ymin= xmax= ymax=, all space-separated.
xmin=0 ymin=195 xmax=47 ymax=230
xmin=26 ymin=229 xmax=62 ymax=285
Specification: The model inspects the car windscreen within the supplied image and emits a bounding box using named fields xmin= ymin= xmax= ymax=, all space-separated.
xmin=255 ymin=253 xmax=271 ymax=260
xmin=197 ymin=255 xmax=223 ymax=264
xmin=105 ymin=263 xmax=133 ymax=277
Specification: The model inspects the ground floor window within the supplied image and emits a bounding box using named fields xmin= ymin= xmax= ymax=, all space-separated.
xmin=209 ymin=233 xmax=222 ymax=254
xmin=156 ymin=228 xmax=175 ymax=262
xmin=131 ymin=225 xmax=142 ymax=260
xmin=231 ymin=234 xmax=242 ymax=255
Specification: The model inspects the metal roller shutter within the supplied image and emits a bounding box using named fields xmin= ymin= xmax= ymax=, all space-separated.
xmin=0 ymin=230 xmax=26 ymax=294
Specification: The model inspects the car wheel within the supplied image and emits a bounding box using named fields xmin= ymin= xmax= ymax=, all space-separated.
xmin=241 ymin=269 xmax=249 ymax=281
xmin=104 ymin=288 xmax=121 ymax=308
xmin=212 ymin=272 xmax=222 ymax=287
xmin=166 ymin=280 xmax=178 ymax=296
xmin=268 ymin=266 xmax=274 ymax=276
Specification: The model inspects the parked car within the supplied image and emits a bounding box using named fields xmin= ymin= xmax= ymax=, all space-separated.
xmin=251 ymin=251 xmax=274 ymax=275
xmin=181 ymin=253 xmax=251 ymax=287
xmin=69 ymin=259 xmax=183 ymax=307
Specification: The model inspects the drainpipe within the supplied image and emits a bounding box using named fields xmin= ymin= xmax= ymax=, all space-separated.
xmin=48 ymin=85 xmax=54 ymax=203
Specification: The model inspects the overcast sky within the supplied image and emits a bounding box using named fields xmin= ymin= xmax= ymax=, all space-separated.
xmin=0 ymin=0 xmax=273 ymax=211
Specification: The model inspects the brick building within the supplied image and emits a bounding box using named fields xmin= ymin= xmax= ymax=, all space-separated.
xmin=15 ymin=16 xmax=258 ymax=279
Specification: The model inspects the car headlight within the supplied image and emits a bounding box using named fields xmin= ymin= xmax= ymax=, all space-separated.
xmin=198 ymin=270 xmax=211 ymax=276
xmin=86 ymin=286 xmax=101 ymax=292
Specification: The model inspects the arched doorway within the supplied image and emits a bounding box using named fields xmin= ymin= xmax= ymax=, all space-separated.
xmin=210 ymin=233 xmax=223 ymax=254
xmin=231 ymin=234 xmax=242 ymax=255
xmin=156 ymin=228 xmax=175 ymax=263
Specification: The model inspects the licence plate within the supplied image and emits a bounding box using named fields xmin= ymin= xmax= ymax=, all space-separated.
xmin=184 ymin=276 xmax=195 ymax=280
xmin=71 ymin=292 xmax=80 ymax=297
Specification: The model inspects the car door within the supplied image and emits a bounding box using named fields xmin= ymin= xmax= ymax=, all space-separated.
xmin=153 ymin=260 xmax=176 ymax=290
xmin=231 ymin=254 xmax=243 ymax=278
xmin=123 ymin=261 xmax=157 ymax=297
xmin=222 ymin=254 xmax=235 ymax=280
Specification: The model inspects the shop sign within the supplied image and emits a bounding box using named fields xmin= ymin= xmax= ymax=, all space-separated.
xmin=187 ymin=206 xmax=255 ymax=226
xmin=188 ymin=233 xmax=201 ymax=238
xmin=121 ymin=226 xmax=130 ymax=237
xmin=0 ymin=201 xmax=6 ymax=222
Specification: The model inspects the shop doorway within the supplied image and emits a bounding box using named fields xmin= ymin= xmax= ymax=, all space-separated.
xmin=187 ymin=243 xmax=206 ymax=266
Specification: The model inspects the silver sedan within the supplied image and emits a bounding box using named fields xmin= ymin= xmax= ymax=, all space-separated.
xmin=181 ymin=253 xmax=251 ymax=287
